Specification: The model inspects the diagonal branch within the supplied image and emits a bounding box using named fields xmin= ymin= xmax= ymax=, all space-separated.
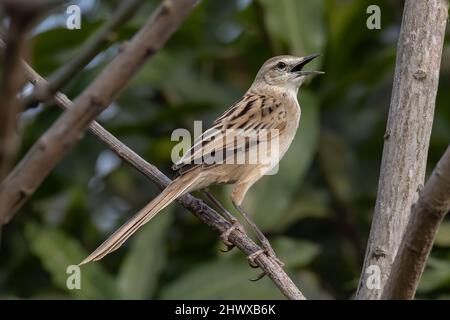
xmin=356 ymin=0 xmax=448 ymax=299
xmin=21 ymin=61 xmax=306 ymax=300
xmin=24 ymin=0 xmax=147 ymax=108
xmin=0 ymin=0 xmax=200 ymax=225
xmin=382 ymin=146 xmax=450 ymax=299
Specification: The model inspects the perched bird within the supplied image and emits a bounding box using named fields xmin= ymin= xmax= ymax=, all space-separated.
xmin=80 ymin=54 xmax=323 ymax=266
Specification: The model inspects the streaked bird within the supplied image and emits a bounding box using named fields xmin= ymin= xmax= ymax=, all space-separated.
xmin=80 ymin=54 xmax=323 ymax=266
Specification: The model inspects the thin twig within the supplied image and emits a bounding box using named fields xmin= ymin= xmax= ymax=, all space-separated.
xmin=21 ymin=62 xmax=306 ymax=300
xmin=382 ymin=146 xmax=450 ymax=299
xmin=23 ymin=0 xmax=146 ymax=108
xmin=356 ymin=0 xmax=448 ymax=299
xmin=0 ymin=0 xmax=200 ymax=224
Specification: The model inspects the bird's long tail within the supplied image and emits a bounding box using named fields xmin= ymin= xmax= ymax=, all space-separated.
xmin=79 ymin=172 xmax=201 ymax=265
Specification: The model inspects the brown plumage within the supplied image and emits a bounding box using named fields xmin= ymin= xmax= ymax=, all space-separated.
xmin=80 ymin=54 xmax=323 ymax=266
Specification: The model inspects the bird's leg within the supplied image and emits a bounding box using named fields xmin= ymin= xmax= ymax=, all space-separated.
xmin=233 ymin=203 xmax=284 ymax=268
xmin=202 ymin=189 xmax=237 ymax=222
xmin=202 ymin=189 xmax=245 ymax=251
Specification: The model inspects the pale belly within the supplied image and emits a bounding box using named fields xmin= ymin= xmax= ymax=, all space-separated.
xmin=260 ymin=109 xmax=300 ymax=176
xmin=189 ymin=93 xmax=301 ymax=190
xmin=212 ymin=102 xmax=301 ymax=183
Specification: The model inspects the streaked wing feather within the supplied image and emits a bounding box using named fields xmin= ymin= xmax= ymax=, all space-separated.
xmin=173 ymin=93 xmax=286 ymax=172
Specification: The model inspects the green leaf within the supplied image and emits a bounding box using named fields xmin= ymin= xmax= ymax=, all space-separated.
xmin=246 ymin=91 xmax=320 ymax=230
xmin=271 ymin=237 xmax=321 ymax=268
xmin=25 ymin=222 xmax=117 ymax=299
xmin=293 ymin=270 xmax=333 ymax=299
xmin=417 ymin=258 xmax=450 ymax=294
xmin=257 ymin=0 xmax=326 ymax=57
xmin=326 ymin=1 xmax=366 ymax=55
xmin=160 ymin=257 xmax=286 ymax=299
xmin=117 ymin=212 xmax=172 ymax=299
xmin=131 ymin=52 xmax=236 ymax=106
xmin=160 ymin=236 xmax=319 ymax=299
xmin=32 ymin=22 xmax=102 ymax=75
xmin=435 ymin=220 xmax=450 ymax=247
xmin=318 ymin=130 xmax=358 ymax=203
xmin=273 ymin=187 xmax=332 ymax=232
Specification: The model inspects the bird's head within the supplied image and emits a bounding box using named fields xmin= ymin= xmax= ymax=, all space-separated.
xmin=253 ymin=54 xmax=323 ymax=92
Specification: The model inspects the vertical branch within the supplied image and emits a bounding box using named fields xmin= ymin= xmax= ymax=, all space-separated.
xmin=383 ymin=146 xmax=450 ymax=299
xmin=0 ymin=0 xmax=64 ymax=177
xmin=356 ymin=0 xmax=448 ymax=299
xmin=0 ymin=2 xmax=30 ymax=178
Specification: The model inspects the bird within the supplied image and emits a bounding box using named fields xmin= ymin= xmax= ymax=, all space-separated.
xmin=80 ymin=54 xmax=323 ymax=266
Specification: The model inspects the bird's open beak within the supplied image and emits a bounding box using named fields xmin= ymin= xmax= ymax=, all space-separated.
xmin=291 ymin=53 xmax=324 ymax=76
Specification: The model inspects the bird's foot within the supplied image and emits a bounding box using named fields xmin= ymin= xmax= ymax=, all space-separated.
xmin=247 ymin=240 xmax=284 ymax=269
xmin=247 ymin=249 xmax=267 ymax=281
xmin=260 ymin=238 xmax=285 ymax=268
xmin=246 ymin=242 xmax=284 ymax=281
xmin=247 ymin=249 xmax=264 ymax=268
xmin=220 ymin=219 xmax=244 ymax=252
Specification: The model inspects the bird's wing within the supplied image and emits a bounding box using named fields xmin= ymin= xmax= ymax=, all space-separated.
xmin=173 ymin=93 xmax=287 ymax=173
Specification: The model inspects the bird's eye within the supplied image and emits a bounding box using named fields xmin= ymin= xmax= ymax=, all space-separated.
xmin=276 ymin=62 xmax=287 ymax=70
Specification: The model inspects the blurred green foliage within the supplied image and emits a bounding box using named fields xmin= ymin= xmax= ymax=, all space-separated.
xmin=1 ymin=0 xmax=449 ymax=299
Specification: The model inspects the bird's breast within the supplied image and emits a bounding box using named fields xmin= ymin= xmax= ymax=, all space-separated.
xmin=278 ymin=95 xmax=301 ymax=155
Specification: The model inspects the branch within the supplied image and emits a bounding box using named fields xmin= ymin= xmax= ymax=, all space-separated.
xmin=24 ymin=0 xmax=146 ymax=108
xmin=356 ymin=0 xmax=449 ymax=299
xmin=21 ymin=62 xmax=306 ymax=300
xmin=0 ymin=0 xmax=200 ymax=224
xmin=382 ymin=146 xmax=450 ymax=299
xmin=0 ymin=0 xmax=42 ymax=178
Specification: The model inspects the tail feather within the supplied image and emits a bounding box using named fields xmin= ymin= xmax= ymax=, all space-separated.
xmin=79 ymin=173 xmax=200 ymax=265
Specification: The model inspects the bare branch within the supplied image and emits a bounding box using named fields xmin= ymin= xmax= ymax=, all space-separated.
xmin=24 ymin=0 xmax=146 ymax=108
xmin=356 ymin=0 xmax=449 ymax=299
xmin=0 ymin=0 xmax=200 ymax=224
xmin=21 ymin=62 xmax=306 ymax=300
xmin=382 ymin=146 xmax=450 ymax=299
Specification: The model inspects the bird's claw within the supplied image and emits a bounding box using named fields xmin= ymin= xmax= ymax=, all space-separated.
xmin=247 ymin=249 xmax=267 ymax=281
xmin=265 ymin=250 xmax=285 ymax=268
xmin=247 ymin=249 xmax=265 ymax=268
xmin=250 ymin=272 xmax=267 ymax=282
xmin=260 ymin=239 xmax=285 ymax=267
xmin=246 ymin=246 xmax=284 ymax=282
